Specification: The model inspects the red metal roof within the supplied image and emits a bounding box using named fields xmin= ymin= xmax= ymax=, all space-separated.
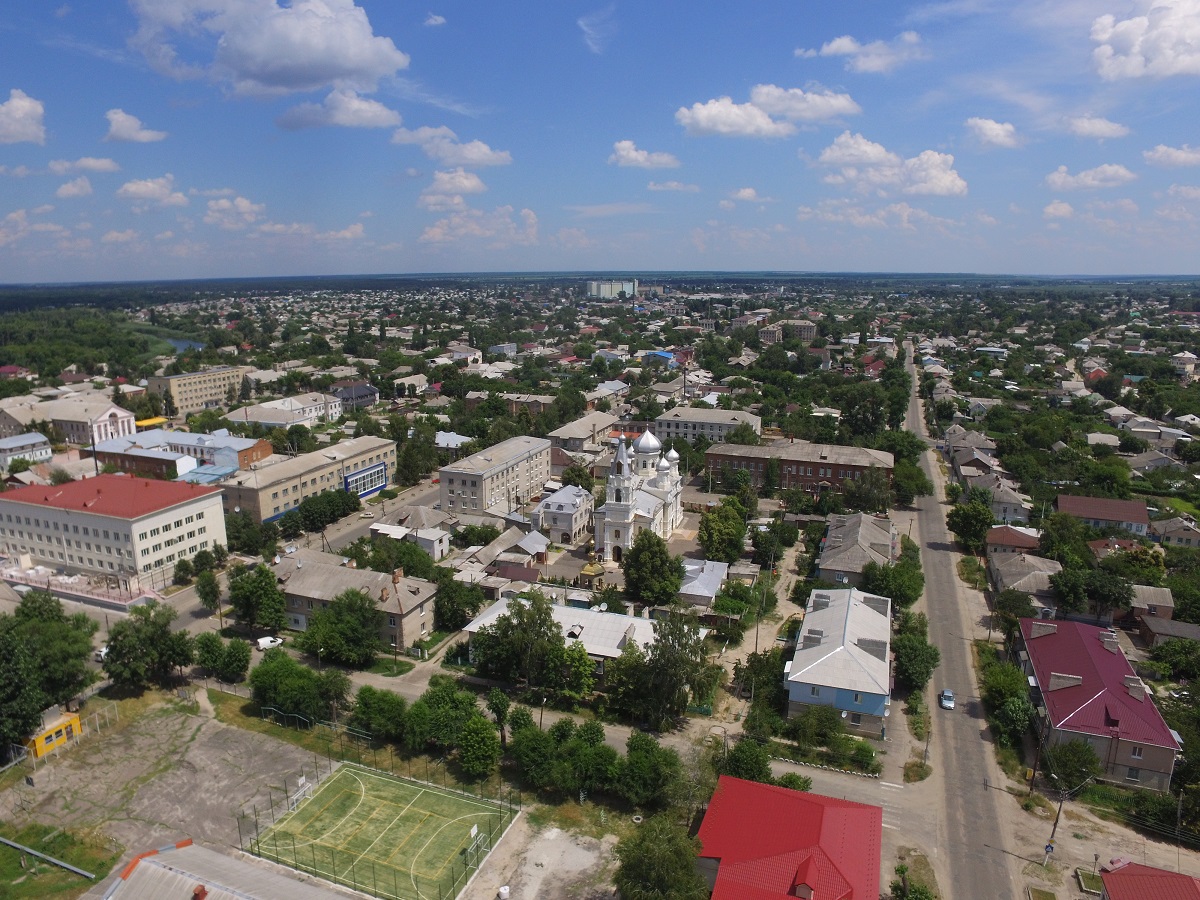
xmin=0 ymin=474 xmax=221 ymax=520
xmin=1020 ymin=619 xmax=1179 ymax=749
xmin=1102 ymin=862 xmax=1200 ymax=900
xmin=697 ymin=776 xmax=882 ymax=900
xmin=986 ymin=525 xmax=1039 ymax=550
xmin=1056 ymin=494 xmax=1149 ymax=526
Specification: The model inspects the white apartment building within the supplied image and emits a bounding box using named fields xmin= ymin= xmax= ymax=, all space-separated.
xmin=232 ymin=392 xmax=343 ymax=429
xmin=654 ymin=407 xmax=761 ymax=443
xmin=0 ymin=432 xmax=52 ymax=469
xmin=0 ymin=474 xmax=227 ymax=592
xmin=439 ymin=436 xmax=551 ymax=515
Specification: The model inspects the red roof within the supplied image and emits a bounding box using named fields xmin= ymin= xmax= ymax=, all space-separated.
xmin=0 ymin=474 xmax=220 ymax=520
xmin=697 ymin=776 xmax=882 ymax=900
xmin=1056 ymin=494 xmax=1149 ymax=526
xmin=1019 ymin=619 xmax=1179 ymax=749
xmin=986 ymin=525 xmax=1039 ymax=550
xmin=1102 ymin=862 xmax=1200 ymax=900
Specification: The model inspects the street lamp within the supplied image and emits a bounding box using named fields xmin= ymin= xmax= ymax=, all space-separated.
xmin=539 ymin=696 xmax=547 ymax=728
xmin=317 ymin=647 xmax=324 ymax=671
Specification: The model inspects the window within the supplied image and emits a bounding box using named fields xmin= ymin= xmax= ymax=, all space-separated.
xmin=1131 ymin=746 xmax=1143 ymax=760
xmin=810 ymin=686 xmax=820 ymax=697
xmin=850 ymin=713 xmax=862 ymax=726
xmin=388 ymin=616 xmax=396 ymax=627
xmin=853 ymin=692 xmax=861 ymax=704
xmin=1126 ymin=767 xmax=1141 ymax=782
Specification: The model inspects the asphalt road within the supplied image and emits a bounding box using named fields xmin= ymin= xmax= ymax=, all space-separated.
xmin=905 ymin=341 xmax=1018 ymax=898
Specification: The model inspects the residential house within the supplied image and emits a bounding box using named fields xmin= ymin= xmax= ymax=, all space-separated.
xmin=1056 ymin=495 xmax=1150 ymax=536
xmin=333 ymin=381 xmax=380 ymax=410
xmin=1153 ymin=516 xmax=1200 ymax=548
xmin=985 ymin=524 xmax=1040 ymax=560
xmin=963 ymin=472 xmax=1032 ymax=523
xmin=531 ymin=484 xmax=594 ymax=545
xmin=1126 ymin=584 xmax=1174 ymax=625
xmin=696 ymin=776 xmax=882 ymax=900
xmin=679 ymin=559 xmax=728 ymax=610
xmin=1101 ymin=861 xmax=1200 ymax=900
xmin=1016 ymin=619 xmax=1180 ymax=792
xmin=1139 ymin=616 xmax=1200 ymax=649
xmin=785 ymin=588 xmax=892 ymax=737
xmin=815 ymin=513 xmax=897 ymax=588
xmin=0 ymin=432 xmax=52 ymax=469
xmin=548 ymin=411 xmax=619 ymax=451
xmin=989 ymin=553 xmax=1062 ymax=612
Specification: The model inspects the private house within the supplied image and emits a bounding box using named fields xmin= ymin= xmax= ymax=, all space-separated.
xmin=1126 ymin=585 xmax=1174 ymax=624
xmin=333 ymin=381 xmax=381 ymax=410
xmin=531 ymin=484 xmax=594 ymax=545
xmin=1101 ymin=861 xmax=1200 ymax=900
xmin=962 ymin=472 xmax=1032 ymax=523
xmin=1139 ymin=616 xmax=1200 ymax=649
xmin=369 ymin=522 xmax=452 ymax=561
xmin=785 ymin=588 xmax=892 ymax=737
xmin=1016 ymin=619 xmax=1180 ymax=792
xmin=814 ymin=513 xmax=897 ymax=588
xmin=0 ymin=432 xmax=52 ymax=470
xmin=696 ymin=776 xmax=882 ymax=900
xmin=985 ymin=524 xmax=1040 ymax=561
xmin=548 ymin=411 xmax=619 ymax=451
xmin=1056 ymin=495 xmax=1149 ymax=537
xmin=679 ymin=559 xmax=728 ymax=610
xmin=1153 ymin=516 xmax=1200 ymax=548
xmin=989 ymin=553 xmax=1062 ymax=611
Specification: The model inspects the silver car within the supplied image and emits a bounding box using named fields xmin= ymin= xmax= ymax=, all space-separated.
xmin=938 ymin=689 xmax=955 ymax=710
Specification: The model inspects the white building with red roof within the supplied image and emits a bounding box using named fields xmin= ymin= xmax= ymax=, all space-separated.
xmin=1017 ymin=618 xmax=1180 ymax=792
xmin=1055 ymin=494 xmax=1150 ymax=537
xmin=0 ymin=474 xmax=226 ymax=593
xmin=696 ymin=775 xmax=882 ymax=900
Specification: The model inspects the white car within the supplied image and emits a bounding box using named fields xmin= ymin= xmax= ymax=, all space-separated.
xmin=359 ymin=511 xmax=375 ymax=519
xmin=256 ymin=636 xmax=284 ymax=651
xmin=95 ymin=645 xmax=109 ymax=663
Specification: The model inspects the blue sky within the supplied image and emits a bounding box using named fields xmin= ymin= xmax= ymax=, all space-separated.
xmin=3 ymin=1 xmax=1200 ymax=281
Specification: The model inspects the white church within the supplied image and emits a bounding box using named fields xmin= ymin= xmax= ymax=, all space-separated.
xmin=593 ymin=430 xmax=684 ymax=563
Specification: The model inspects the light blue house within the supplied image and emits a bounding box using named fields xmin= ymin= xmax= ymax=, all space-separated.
xmin=785 ymin=587 xmax=892 ymax=738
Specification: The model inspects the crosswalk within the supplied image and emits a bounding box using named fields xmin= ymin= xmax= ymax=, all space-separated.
xmin=878 ymin=780 xmax=905 ymax=831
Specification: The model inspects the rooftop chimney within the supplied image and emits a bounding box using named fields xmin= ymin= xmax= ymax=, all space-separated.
xmin=1123 ymin=675 xmax=1147 ymax=702
xmin=1029 ymin=621 xmax=1058 ymax=639
xmin=801 ymin=629 xmax=824 ymax=649
xmin=192 ymin=888 xmax=208 ymax=900
xmin=811 ymin=593 xmax=831 ymax=611
xmin=1100 ymin=632 xmax=1121 ymax=654
xmin=857 ymin=638 xmax=889 ymax=661
xmin=1047 ymin=672 xmax=1082 ymax=692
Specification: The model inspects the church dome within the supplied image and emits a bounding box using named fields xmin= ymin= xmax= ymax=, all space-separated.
xmin=632 ymin=430 xmax=662 ymax=454
xmin=657 ymin=455 xmax=671 ymax=473
xmin=665 ymin=448 xmax=680 ymax=463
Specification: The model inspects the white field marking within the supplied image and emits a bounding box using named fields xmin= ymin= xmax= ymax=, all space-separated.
xmin=352 ymin=789 xmax=426 ymax=872
xmin=882 ymin=822 xmax=899 ymax=830
xmin=343 ymin=764 xmax=505 ymax=812
xmin=409 ymin=812 xmax=495 ymax=900
xmin=287 ymin=768 xmax=367 ymax=849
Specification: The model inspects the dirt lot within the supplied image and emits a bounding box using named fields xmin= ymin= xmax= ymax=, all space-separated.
xmin=462 ymin=815 xmax=617 ymax=900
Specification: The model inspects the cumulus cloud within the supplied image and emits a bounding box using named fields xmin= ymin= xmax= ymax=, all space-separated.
xmin=0 ymin=89 xmax=46 ymax=144
xmin=797 ymin=31 xmax=927 ymax=74
xmin=1065 ymin=115 xmax=1130 ymax=139
xmin=1092 ymin=2 xmax=1200 ymax=80
xmin=129 ymin=0 xmax=410 ymax=96
xmin=796 ymin=199 xmax=956 ymax=230
xmin=648 ymin=180 xmax=699 ymax=192
xmin=1144 ymin=143 xmax=1200 ymax=166
xmin=0 ymin=165 xmax=32 ymax=178
xmin=424 ymin=12 xmax=445 ymax=26
xmin=391 ymin=126 xmax=512 ymax=166
xmin=1044 ymin=163 xmax=1137 ymax=189
xmin=730 ymin=187 xmax=770 ymax=202
xmin=1169 ymin=183 xmax=1200 ymax=199
xmin=49 ymin=157 xmax=120 ymax=174
xmin=56 ymin=177 xmax=92 ymax=198
xmin=608 ymin=140 xmax=679 ymax=169
xmin=1043 ymin=200 xmax=1074 ymax=218
xmin=318 ymin=222 xmax=364 ymax=240
xmin=203 ymin=195 xmax=265 ymax=229
xmin=965 ymin=117 xmax=1019 ymax=148
xmin=577 ymin=5 xmax=617 ymax=54
xmin=277 ymin=88 xmax=400 ymax=129
xmin=116 ymin=174 xmax=189 ymax=208
xmin=748 ymin=84 xmax=861 ymax=121
xmin=817 ymin=131 xmax=967 ymax=195
xmin=105 ymin=109 xmax=167 ymax=142
xmin=675 ymin=97 xmax=795 ymax=138
xmin=101 ymin=229 xmax=138 ymax=243
xmin=418 ymin=167 xmax=487 ymax=210
xmin=420 ymin=205 xmax=538 ymax=246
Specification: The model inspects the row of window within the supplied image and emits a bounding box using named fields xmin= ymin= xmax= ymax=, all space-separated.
xmin=138 ymin=511 xmax=205 ymax=542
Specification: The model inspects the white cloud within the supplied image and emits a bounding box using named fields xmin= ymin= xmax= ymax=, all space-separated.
xmin=105 ymin=109 xmax=167 ymax=142
xmin=31 ymin=204 xmax=54 ymax=215
xmin=816 ymin=131 xmax=968 ymax=196
xmin=258 ymin=221 xmax=315 ymax=235
xmin=564 ymin=202 xmax=654 ymax=218
xmin=0 ymin=210 xmax=31 ymax=247
xmin=318 ymin=222 xmax=364 ymax=240
xmin=797 ymin=31 xmax=927 ymax=74
xmin=577 ymin=5 xmax=617 ymax=55
xmin=0 ymin=89 xmax=46 ymax=144
xmin=101 ymin=229 xmax=138 ymax=243
xmin=1169 ymin=183 xmax=1200 ymax=199
xmin=277 ymin=88 xmax=400 ymax=129
xmin=675 ymin=97 xmax=795 ymax=138
xmin=965 ymin=117 xmax=1019 ymax=148
xmin=1044 ymin=163 xmax=1137 ymax=189
xmin=130 ymin=0 xmax=408 ymax=95
xmin=1065 ymin=116 xmax=1130 ymax=139
xmin=418 ymin=167 xmax=487 ymax=211
xmin=796 ymin=199 xmax=956 ymax=230
xmin=190 ymin=187 xmax=237 ymax=197
xmin=424 ymin=12 xmax=445 ymax=26
xmin=56 ymin=177 xmax=92 ymax=198
xmin=0 ymin=165 xmax=32 ymax=178
xmin=1089 ymin=198 xmax=1139 ymax=215
xmin=608 ymin=140 xmax=679 ymax=169
xmin=420 ymin=205 xmax=538 ymax=246
xmin=203 ymin=195 xmax=265 ymax=229
xmin=1043 ymin=200 xmax=1074 ymax=218
xmin=718 ymin=200 xmax=735 ymax=210
xmin=1092 ymin=2 xmax=1200 ymax=80
xmin=748 ymin=84 xmax=861 ymax=121
xmin=116 ymin=174 xmax=189 ymax=208
xmin=1144 ymin=143 xmax=1200 ymax=166
xmin=391 ymin=126 xmax=512 ymax=166
xmin=730 ymin=187 xmax=769 ymax=202
xmin=49 ymin=157 xmax=120 ymax=174
xmin=647 ymin=180 xmax=699 ymax=192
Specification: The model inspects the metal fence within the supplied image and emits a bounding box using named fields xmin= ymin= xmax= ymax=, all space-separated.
xmin=24 ymin=703 xmax=120 ymax=771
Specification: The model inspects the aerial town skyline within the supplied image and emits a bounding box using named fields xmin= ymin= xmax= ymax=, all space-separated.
xmin=3 ymin=1 xmax=1200 ymax=282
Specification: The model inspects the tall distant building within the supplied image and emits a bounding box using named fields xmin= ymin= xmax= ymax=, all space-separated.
xmin=593 ymin=431 xmax=683 ymax=563
xmin=585 ymin=279 xmax=638 ymax=300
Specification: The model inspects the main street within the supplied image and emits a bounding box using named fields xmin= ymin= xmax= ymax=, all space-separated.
xmin=904 ymin=340 xmax=1020 ymax=898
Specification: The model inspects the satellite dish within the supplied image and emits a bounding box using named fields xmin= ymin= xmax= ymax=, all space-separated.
xmin=599 ymin=603 xmax=608 ymax=611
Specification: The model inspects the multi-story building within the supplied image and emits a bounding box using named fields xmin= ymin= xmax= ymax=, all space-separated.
xmin=0 ymin=397 xmax=136 ymax=446
xmin=86 ymin=428 xmax=273 ymax=479
xmin=547 ymin=411 xmax=619 ymax=451
xmin=0 ymin=432 xmax=52 ymax=469
xmin=147 ymin=366 xmax=251 ymax=416
xmin=704 ymin=441 xmax=894 ymax=492
xmin=439 ymin=436 xmax=551 ymax=515
xmin=654 ymin=407 xmax=761 ymax=444
xmin=1055 ymin=495 xmax=1149 ymax=536
xmin=220 ymin=435 xmax=395 ymax=522
xmin=232 ymin=393 xmax=342 ymax=429
xmin=532 ymin=484 xmax=594 ymax=545
xmin=758 ymin=323 xmax=783 ymax=345
xmin=0 ymin=474 xmax=226 ymax=591
xmin=780 ymin=319 xmax=818 ymax=343
xmin=585 ymin=279 xmax=638 ymax=300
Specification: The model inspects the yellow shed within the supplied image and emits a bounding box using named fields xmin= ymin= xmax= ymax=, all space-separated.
xmin=25 ymin=706 xmax=83 ymax=759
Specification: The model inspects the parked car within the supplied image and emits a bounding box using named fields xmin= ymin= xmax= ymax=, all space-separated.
xmin=256 ymin=636 xmax=283 ymax=651
xmin=938 ymin=689 xmax=956 ymax=710
xmin=359 ymin=512 xmax=375 ymax=519
xmin=94 ymin=645 xmax=109 ymax=663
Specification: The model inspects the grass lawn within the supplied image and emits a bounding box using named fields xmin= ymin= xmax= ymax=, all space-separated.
xmin=412 ymin=630 xmax=451 ymax=655
xmin=904 ymin=758 xmax=932 ymax=783
xmin=0 ymin=823 xmax=122 ymax=899
xmin=1029 ymin=889 xmax=1057 ymax=900
xmin=956 ymin=557 xmax=987 ymax=590
xmin=367 ymin=656 xmax=415 ymax=677
xmin=1076 ymin=868 xmax=1103 ymax=892
xmin=896 ymin=846 xmax=940 ymax=898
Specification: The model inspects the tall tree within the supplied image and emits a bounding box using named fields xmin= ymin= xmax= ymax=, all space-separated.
xmin=294 ymin=588 xmax=382 ymax=669
xmin=697 ymin=500 xmax=747 ymax=564
xmin=103 ymin=601 xmax=194 ymax=689
xmin=472 ymin=592 xmax=563 ymax=691
xmin=2 ymin=590 xmax=97 ymax=704
xmin=842 ymin=466 xmax=892 ymax=513
xmin=622 ymin=530 xmax=685 ymax=606
xmin=196 ymin=569 xmax=223 ymax=627
xmin=0 ymin=629 xmax=46 ymax=762
xmin=455 ymin=713 xmax=502 ymax=780
xmin=228 ymin=563 xmax=286 ymax=635
xmin=643 ymin=606 xmax=708 ymax=729
xmin=946 ymin=500 xmax=994 ymax=554
xmin=614 ymin=816 xmax=710 ymax=900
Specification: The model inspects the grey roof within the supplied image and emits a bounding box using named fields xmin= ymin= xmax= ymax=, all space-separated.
xmin=707 ymin=440 xmax=894 ymax=469
xmin=442 ymin=435 xmax=550 ymax=476
xmin=656 ymin=407 xmax=761 ymax=427
xmin=227 ymin=436 xmax=393 ymax=489
xmin=0 ymin=432 xmax=49 ymax=449
xmin=547 ymin=411 xmax=619 ymax=440
xmin=463 ymin=596 xmax=657 ymax=660
xmin=680 ymin=559 xmax=728 ymax=605
xmin=817 ymin=513 xmax=895 ymax=577
xmin=1131 ymin=584 xmax=1175 ymax=612
xmin=1141 ymin=616 xmax=1200 ymax=641
xmin=787 ymin=588 xmax=892 ymax=695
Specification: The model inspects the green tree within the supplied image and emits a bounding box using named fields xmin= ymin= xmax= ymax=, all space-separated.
xmin=981 ymin=662 xmax=1027 ymax=710
xmin=1050 ymin=567 xmax=1090 ymax=614
xmin=891 ymin=459 xmax=933 ymax=506
xmin=349 ymin=685 xmax=409 ymax=742
xmin=622 ymin=530 xmax=685 ymax=606
xmin=775 ymin=772 xmax=813 ymax=792
xmin=294 ymin=588 xmax=382 ymax=669
xmin=278 ymin=509 xmax=304 ymax=540
xmin=194 ymin=631 xmax=225 ymax=675
xmin=697 ymin=499 xmax=747 ymax=564
xmin=723 ymin=738 xmax=773 ymax=783
xmin=1044 ymin=738 xmax=1102 ymax=788
xmin=861 ymin=559 xmax=924 ymax=609
xmin=0 ymin=590 xmax=97 ymax=705
xmin=433 ymin=578 xmax=486 ymax=631
xmin=946 ymin=500 xmax=994 ymax=553
xmin=0 ymin=629 xmax=45 ymax=762
xmin=561 ymin=464 xmax=595 ymax=492
xmin=843 ymin=466 xmax=892 ymax=513
xmin=893 ymin=634 xmax=941 ymax=692
xmin=725 ymin=421 xmax=761 ymax=445
xmin=103 ymin=601 xmax=194 ymax=689
xmin=487 ymin=687 xmax=511 ymax=748
xmin=196 ymin=569 xmax=223 ymax=627
xmin=993 ymin=589 xmax=1035 ymax=641
xmin=472 ymin=592 xmax=563 ymax=691
xmin=511 ymin=725 xmax=557 ymax=790
xmin=643 ymin=606 xmax=708 ymax=729
xmin=218 ymin=639 xmax=252 ymax=683
xmin=1038 ymin=512 xmax=1092 ymax=569
xmin=456 ymin=713 xmax=502 ymax=780
xmin=1101 ymin=545 xmax=1165 ymax=587
xmin=613 ymin=815 xmax=710 ymax=900
xmin=173 ymin=558 xmax=194 ymax=585
xmin=993 ymin=696 xmax=1036 ymax=747
xmin=228 ymin=563 xmax=286 ymax=635
xmin=619 ymin=731 xmax=682 ymax=808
